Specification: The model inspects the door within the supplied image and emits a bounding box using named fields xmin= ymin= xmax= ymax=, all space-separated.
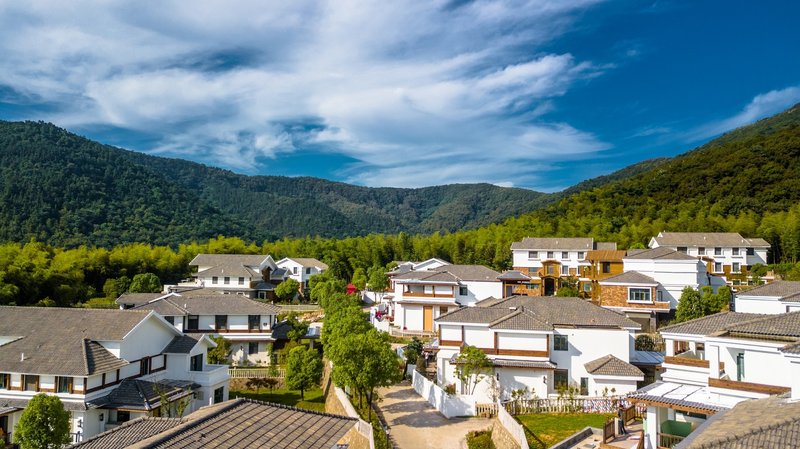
xmin=505 ymin=285 xmax=514 ymax=297
xmin=423 ymin=306 xmax=433 ymax=331
xmin=544 ymin=278 xmax=556 ymax=296
xmin=736 ymin=353 xmax=745 ymax=381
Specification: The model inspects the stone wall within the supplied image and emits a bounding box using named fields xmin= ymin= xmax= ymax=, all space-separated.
xmin=491 ymin=422 xmax=521 ymax=449
xmin=325 ymin=386 xmax=374 ymax=449
xmin=597 ymin=284 xmax=665 ymax=310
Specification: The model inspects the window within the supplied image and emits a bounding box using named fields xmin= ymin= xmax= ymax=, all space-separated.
xmin=546 ymin=266 xmax=555 ymax=275
xmin=213 ymin=386 xmax=225 ymax=404
xmin=190 ymin=354 xmax=203 ymax=371
xmin=732 ymin=247 xmax=740 ymax=256
xmin=57 ymin=376 xmax=73 ymax=394
xmin=580 ymin=377 xmax=589 ymax=396
xmin=305 ymin=267 xmax=311 ymax=274
xmin=583 ymin=283 xmax=591 ymax=292
xmin=554 ymin=369 xmax=569 ymax=390
xmin=546 ymin=251 xmax=554 ymax=259
xmin=698 ymin=247 xmax=705 ymax=255
xmin=528 ymin=251 xmax=538 ymax=259
xmin=249 ymin=342 xmax=259 ymax=355
xmin=248 ymin=315 xmax=260 ymax=330
xmin=714 ymin=262 xmax=723 ymax=273
xmin=187 ymin=315 xmax=199 ymax=330
xmin=736 ymin=353 xmax=745 ymax=381
xmin=677 ymin=246 xmax=687 ymax=254
xmin=212 ymin=276 xmax=218 ymax=284
xmin=293 ymin=267 xmax=298 ymax=274
xmin=24 ymin=375 xmax=38 ymax=392
xmin=164 ymin=316 xmax=174 ymax=325
xmin=0 ymin=373 xmax=9 ymax=389
xmin=215 ymin=315 xmax=228 ymax=330
xmin=746 ymin=248 xmax=755 ymax=256
xmin=140 ymin=357 xmax=151 ymax=376
xmin=117 ymin=411 xmax=131 ymax=423
xmin=657 ymin=290 xmax=665 ymax=302
xmin=224 ymin=276 xmax=230 ymax=285
xmin=561 ymin=265 xmax=569 ymax=275
xmin=628 ymin=288 xmax=652 ymax=302
xmin=561 ymin=252 xmax=569 ymax=259
xmin=732 ymin=262 xmax=741 ymax=273
xmin=238 ymin=277 xmax=245 ymax=285
xmin=577 ymin=251 xmax=585 ymax=260
xmin=459 ymin=286 xmax=468 ymax=296
xmin=714 ymin=247 xmax=722 ymax=256
xmin=554 ymin=335 xmax=568 ymax=351
xmin=602 ymin=262 xmax=611 ymax=273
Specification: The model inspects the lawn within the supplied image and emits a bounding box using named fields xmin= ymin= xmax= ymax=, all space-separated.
xmin=516 ymin=413 xmax=610 ymax=449
xmin=230 ymin=386 xmax=326 ymax=412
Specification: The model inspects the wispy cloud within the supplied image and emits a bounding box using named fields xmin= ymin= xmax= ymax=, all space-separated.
xmin=0 ymin=0 xmax=611 ymax=188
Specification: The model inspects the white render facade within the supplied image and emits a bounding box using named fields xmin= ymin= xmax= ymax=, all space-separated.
xmin=275 ymin=257 xmax=328 ymax=289
xmin=733 ymin=280 xmax=800 ymax=314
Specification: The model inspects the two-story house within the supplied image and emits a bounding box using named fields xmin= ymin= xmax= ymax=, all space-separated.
xmin=734 ymin=280 xmax=800 ymax=314
xmin=126 ymin=292 xmax=280 ymax=365
xmin=275 ymin=257 xmax=328 ymax=290
xmin=435 ymin=296 xmax=644 ymax=400
xmin=392 ymin=265 xmax=502 ymax=332
xmin=649 ymin=232 xmax=771 ymax=285
xmin=188 ymin=254 xmax=287 ymax=300
xmin=510 ymin=238 xmax=617 ymax=297
xmin=0 ymin=307 xmax=229 ymax=445
xmin=629 ymin=311 xmax=800 ymax=449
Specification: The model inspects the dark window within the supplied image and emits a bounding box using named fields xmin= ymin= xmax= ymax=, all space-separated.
xmin=24 ymin=375 xmax=39 ymax=392
xmin=248 ymin=315 xmax=260 ymax=330
xmin=459 ymin=286 xmax=468 ymax=296
xmin=140 ymin=357 xmax=151 ymax=376
xmin=561 ymin=252 xmax=569 ymax=259
xmin=677 ymin=246 xmax=687 ymax=253
xmin=224 ymin=276 xmax=230 ymax=285
xmin=248 ymin=342 xmax=259 ymax=355
xmin=0 ymin=373 xmax=9 ymax=389
xmin=746 ymin=248 xmax=755 ymax=256
xmin=293 ymin=267 xmax=298 ymax=274
xmin=305 ymin=267 xmax=311 ymax=274
xmin=190 ymin=354 xmax=204 ymax=371
xmin=215 ymin=315 xmax=228 ymax=330
xmin=528 ymin=251 xmax=538 ymax=259
xmin=57 ymin=376 xmax=72 ymax=394
xmin=714 ymin=247 xmax=722 ymax=256
xmin=554 ymin=335 xmax=568 ymax=351
xmin=580 ymin=377 xmax=589 ymax=396
xmin=238 ymin=277 xmax=245 ymax=285
xmin=187 ymin=315 xmax=199 ymax=330
xmin=732 ymin=248 xmax=740 ymax=256
xmin=213 ymin=386 xmax=225 ymax=404
xmin=164 ymin=316 xmax=174 ymax=325
xmin=546 ymin=251 xmax=554 ymax=259
xmin=602 ymin=262 xmax=611 ymax=273
xmin=736 ymin=353 xmax=745 ymax=381
xmin=628 ymin=288 xmax=652 ymax=302
xmin=554 ymin=369 xmax=569 ymax=390
xmin=212 ymin=276 xmax=218 ymax=284
xmin=117 ymin=411 xmax=130 ymax=423
xmin=577 ymin=251 xmax=585 ymax=260
xmin=698 ymin=247 xmax=705 ymax=255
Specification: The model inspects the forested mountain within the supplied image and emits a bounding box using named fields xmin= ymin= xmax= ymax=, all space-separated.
xmin=0 ymin=121 xmax=551 ymax=246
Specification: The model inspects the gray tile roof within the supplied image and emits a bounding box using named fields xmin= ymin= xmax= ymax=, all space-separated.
xmin=659 ymin=312 xmax=769 ymax=336
xmin=0 ymin=306 xmax=151 ymax=376
xmin=85 ymin=341 xmax=129 ymax=374
xmin=88 ymin=379 xmax=192 ymax=412
xmin=195 ymin=264 xmax=261 ymax=279
xmin=1 ymin=397 xmax=88 ymax=412
xmin=133 ymin=293 xmax=280 ymax=316
xmin=437 ymin=307 xmax=515 ymax=324
xmin=653 ymin=232 xmax=770 ymax=248
xmin=280 ymin=257 xmax=329 ymax=269
xmin=74 ymin=398 xmax=358 ymax=449
xmin=595 ymin=242 xmax=618 ymax=250
xmin=490 ymin=310 xmax=551 ymax=331
xmin=737 ymin=281 xmax=800 ymax=300
xmin=116 ymin=293 xmax=169 ymax=306
xmin=600 ymin=271 xmax=658 ymax=285
xmin=161 ymin=335 xmax=202 ymax=354
xmin=511 ymin=237 xmax=594 ymax=250
xmin=448 ymin=353 xmax=557 ymax=369
xmin=584 ymin=355 xmax=644 ymax=377
xmin=624 ymin=246 xmax=697 ymax=260
xmin=781 ymin=341 xmax=800 ymax=354
xmin=497 ymin=270 xmax=531 ymax=281
xmin=677 ymin=396 xmax=800 ymax=449
xmin=71 ymin=417 xmax=183 ymax=449
xmin=724 ymin=311 xmax=800 ymax=339
xmin=189 ymin=254 xmax=269 ymax=267
xmin=394 ymin=265 xmax=501 ymax=282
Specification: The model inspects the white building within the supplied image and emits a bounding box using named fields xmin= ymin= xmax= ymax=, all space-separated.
xmin=629 ymin=311 xmax=800 ymax=449
xmin=435 ymin=296 xmax=645 ymax=400
xmin=510 ymin=237 xmax=616 ymax=296
xmin=122 ymin=291 xmax=280 ymax=366
xmin=275 ymin=257 xmax=328 ymax=290
xmin=392 ymin=265 xmax=502 ymax=332
xmin=0 ymin=306 xmax=229 ymax=445
xmin=734 ymin=280 xmax=800 ymax=314
xmin=649 ymin=232 xmax=770 ymax=285
xmin=188 ymin=254 xmax=287 ymax=299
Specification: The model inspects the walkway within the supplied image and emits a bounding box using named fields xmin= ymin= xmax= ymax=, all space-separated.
xmin=376 ymin=381 xmax=492 ymax=449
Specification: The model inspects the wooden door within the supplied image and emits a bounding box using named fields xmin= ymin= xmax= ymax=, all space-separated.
xmin=423 ymin=306 xmax=433 ymax=331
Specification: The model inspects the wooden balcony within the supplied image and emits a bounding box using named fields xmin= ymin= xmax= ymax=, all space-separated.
xmin=663 ymin=356 xmax=710 ymax=369
xmin=184 ymin=328 xmax=270 ymax=334
xmin=657 ymin=432 xmax=685 ymax=449
xmin=708 ymin=377 xmax=791 ymax=395
xmin=402 ymin=290 xmax=455 ymax=299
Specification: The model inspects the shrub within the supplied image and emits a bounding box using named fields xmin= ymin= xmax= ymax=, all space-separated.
xmin=466 ymin=429 xmax=496 ymax=449
xmin=635 ymin=334 xmax=656 ymax=351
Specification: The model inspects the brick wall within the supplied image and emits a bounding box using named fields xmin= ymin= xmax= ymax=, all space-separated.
xmin=597 ymin=285 xmax=666 ymax=310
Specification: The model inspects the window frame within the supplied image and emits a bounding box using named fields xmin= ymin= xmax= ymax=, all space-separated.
xmin=628 ymin=287 xmax=652 ymax=303
xmin=601 ymin=262 xmax=611 ymax=273
xmin=190 ymin=353 xmax=204 ymax=371
xmin=57 ymin=376 xmax=73 ymax=394
xmin=0 ymin=373 xmax=9 ymax=390
xmin=577 ymin=251 xmax=585 ymax=260
xmin=546 ymin=251 xmax=554 ymax=259
xmin=528 ymin=251 xmax=538 ymax=260
xmin=459 ymin=285 xmax=468 ymax=296
xmin=248 ymin=315 xmax=260 ymax=331
xmin=187 ymin=315 xmax=199 ymax=330
xmin=215 ymin=315 xmax=228 ymax=330
xmin=561 ymin=265 xmax=570 ymax=276
xmin=561 ymin=251 xmax=569 ymax=260
xmin=554 ymin=334 xmax=568 ymax=351
xmin=553 ymin=369 xmax=569 ymax=390
xmin=714 ymin=262 xmax=723 ymax=273
xmin=212 ymin=276 xmax=218 ymax=284
xmin=732 ymin=262 xmax=741 ymax=273
xmin=714 ymin=247 xmax=722 ymax=256
xmin=248 ymin=342 xmax=259 ymax=355
xmin=732 ymin=247 xmax=740 ymax=256
xmin=23 ymin=374 xmax=39 ymax=392
xmin=238 ymin=277 xmax=245 ymax=285
xmin=698 ymin=247 xmax=705 ymax=255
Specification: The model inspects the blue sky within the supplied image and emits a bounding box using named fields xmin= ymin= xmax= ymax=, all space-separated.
xmin=0 ymin=1 xmax=798 ymax=191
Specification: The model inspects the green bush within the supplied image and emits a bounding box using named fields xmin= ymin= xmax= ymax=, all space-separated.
xmin=466 ymin=429 xmax=495 ymax=449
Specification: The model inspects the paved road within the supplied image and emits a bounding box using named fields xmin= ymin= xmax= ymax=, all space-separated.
xmin=376 ymin=381 xmax=492 ymax=449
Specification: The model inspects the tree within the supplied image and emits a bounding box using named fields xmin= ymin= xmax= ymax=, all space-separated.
xmin=275 ymin=278 xmax=300 ymax=303
xmin=351 ymin=267 xmax=367 ymax=291
xmin=675 ymin=286 xmax=709 ymax=322
xmin=453 ymin=345 xmax=491 ymax=395
xmin=282 ymin=313 xmax=310 ymax=342
xmin=127 ymin=273 xmax=162 ymax=293
xmin=103 ymin=275 xmax=131 ymax=298
xmin=286 ymin=346 xmax=323 ymax=400
xmin=367 ymin=265 xmax=388 ymax=301
xmin=13 ymin=393 xmax=70 ymax=449
xmin=207 ymin=336 xmax=232 ymax=364
xmin=556 ymin=276 xmax=580 ymax=297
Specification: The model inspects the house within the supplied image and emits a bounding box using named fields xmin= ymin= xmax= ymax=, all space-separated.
xmin=392 ymin=265 xmax=502 ymax=332
xmin=275 ymin=257 xmax=328 ymax=290
xmin=510 ymin=237 xmax=617 ymax=296
xmin=733 ymin=280 xmax=800 ymax=314
xmin=649 ymin=232 xmax=771 ymax=285
xmin=435 ymin=296 xmax=645 ymax=400
xmin=628 ymin=311 xmax=800 ymax=449
xmin=70 ymin=397 xmax=369 ymax=449
xmin=0 ymin=306 xmax=229 ymax=445
xmin=125 ymin=291 xmax=280 ymax=365
xmin=188 ymin=254 xmax=287 ymax=299
xmin=585 ymin=249 xmax=627 ymax=284
xmin=596 ymin=247 xmax=726 ymax=330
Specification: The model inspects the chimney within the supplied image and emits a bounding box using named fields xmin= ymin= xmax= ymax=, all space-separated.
xmin=20 ymin=352 xmax=25 ymax=362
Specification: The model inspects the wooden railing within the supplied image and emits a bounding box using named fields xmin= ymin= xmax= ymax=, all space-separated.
xmin=663 ymin=356 xmax=709 ymax=368
xmin=402 ymin=290 xmax=454 ymax=298
xmin=657 ymin=432 xmax=685 ymax=448
xmin=229 ymin=367 xmax=285 ymax=379
xmin=475 ymin=403 xmax=498 ymax=417
xmin=708 ymin=377 xmax=791 ymax=395
xmin=624 ymin=404 xmax=636 ymax=424
xmin=603 ymin=419 xmax=615 ymax=443
xmin=636 ymin=430 xmax=645 ymax=449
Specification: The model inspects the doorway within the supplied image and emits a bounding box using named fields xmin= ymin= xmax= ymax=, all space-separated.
xmin=544 ymin=278 xmax=556 ymax=296
xmin=423 ymin=306 xmax=433 ymax=331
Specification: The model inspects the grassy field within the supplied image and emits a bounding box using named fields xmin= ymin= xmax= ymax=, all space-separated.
xmin=230 ymin=386 xmax=326 ymax=412
xmin=516 ymin=413 xmax=610 ymax=449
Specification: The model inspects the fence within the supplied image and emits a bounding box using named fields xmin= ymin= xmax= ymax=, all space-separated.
xmin=411 ymin=370 xmax=476 ymax=418
xmin=228 ymin=367 xmax=286 ymax=379
xmin=502 ymin=397 xmax=646 ymax=415
xmin=333 ymin=387 xmax=376 ymax=449
xmin=496 ymin=400 xmax=530 ymax=449
xmin=389 ymin=327 xmax=437 ymax=338
xmin=277 ymin=304 xmax=322 ymax=312
xmin=603 ymin=419 xmax=615 ymax=444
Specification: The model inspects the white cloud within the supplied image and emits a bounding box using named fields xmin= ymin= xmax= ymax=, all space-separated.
xmin=0 ymin=0 xmax=611 ymax=188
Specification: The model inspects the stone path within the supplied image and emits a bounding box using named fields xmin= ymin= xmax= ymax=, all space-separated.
xmin=376 ymin=381 xmax=492 ymax=449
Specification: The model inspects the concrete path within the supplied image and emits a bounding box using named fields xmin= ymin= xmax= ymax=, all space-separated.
xmin=376 ymin=381 xmax=492 ymax=449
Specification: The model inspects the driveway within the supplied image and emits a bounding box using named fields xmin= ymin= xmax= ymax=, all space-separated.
xmin=376 ymin=381 xmax=492 ymax=449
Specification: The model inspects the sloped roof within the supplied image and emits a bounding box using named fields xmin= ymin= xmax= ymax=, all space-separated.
xmin=196 ymin=264 xmax=262 ymax=279
xmin=437 ymin=307 xmax=515 ymax=324
xmin=659 ymin=312 xmax=769 ymax=336
xmin=133 ymin=293 xmax=280 ymax=316
xmin=449 ymin=353 xmax=557 ymax=369
xmin=0 ymin=306 xmax=152 ymax=376
xmin=279 ymin=257 xmax=329 ymax=270
xmin=497 ymin=270 xmax=531 ymax=281
xmin=189 ymin=254 xmax=269 ymax=267
xmin=511 ymin=237 xmax=594 ymax=250
xmin=116 ymin=293 xmax=169 ymax=306
xmin=490 ymin=309 xmax=552 ymax=331
xmin=737 ymin=281 xmax=800 ymax=300
xmin=584 ymin=354 xmax=644 ymax=377
xmin=600 ymin=271 xmax=658 ymax=285
xmin=70 ymin=417 xmax=183 ymax=449
xmin=394 ymin=265 xmax=501 ymax=283
xmin=624 ymin=246 xmax=697 ymax=261
xmin=88 ymin=379 xmax=192 ymax=411
xmin=678 ymin=396 xmax=800 ymax=449
xmin=586 ymin=250 xmax=627 ymax=261
xmin=85 ymin=341 xmax=129 ymax=374
xmin=629 ymin=382 xmax=729 ymax=414
xmin=161 ymin=335 xmax=203 ymax=354
xmin=781 ymin=341 xmax=800 ymax=354
xmin=653 ymin=232 xmax=770 ymax=248
xmin=724 ymin=311 xmax=800 ymax=339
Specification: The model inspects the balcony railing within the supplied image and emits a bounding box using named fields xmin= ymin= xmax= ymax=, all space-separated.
xmin=708 ymin=377 xmax=791 ymax=395
xmin=191 ymin=364 xmax=230 ymax=386
xmin=663 ymin=355 xmax=709 ymax=369
xmin=184 ymin=328 xmax=271 ymax=334
xmin=402 ymin=290 xmax=454 ymax=299
xmin=657 ymin=432 xmax=685 ymax=448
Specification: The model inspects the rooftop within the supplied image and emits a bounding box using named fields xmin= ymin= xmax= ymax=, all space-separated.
xmin=737 ymin=280 xmax=800 ymax=301
xmin=660 ymin=311 xmax=800 ymax=341
xmin=189 ymin=254 xmax=269 ymax=267
xmin=278 ymin=257 xmax=329 ymax=270
xmin=394 ymin=264 xmax=501 ymax=283
xmin=132 ymin=293 xmax=281 ymax=316
xmin=624 ymin=246 xmax=697 ymax=261
xmin=600 ymin=271 xmax=658 ymax=285
xmin=511 ymin=237 xmax=595 ymax=250
xmin=652 ymin=232 xmax=770 ymax=248
xmin=584 ymin=354 xmax=644 ymax=378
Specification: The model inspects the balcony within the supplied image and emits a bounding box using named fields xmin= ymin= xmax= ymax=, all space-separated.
xmin=189 ymin=364 xmax=230 ymax=386
xmin=707 ymin=377 xmax=790 ymax=395
xmin=402 ymin=290 xmax=455 ymax=299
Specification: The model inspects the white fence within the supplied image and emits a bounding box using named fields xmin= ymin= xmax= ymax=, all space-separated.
xmin=228 ymin=367 xmax=285 ymax=379
xmin=334 ymin=387 xmax=375 ymax=449
xmin=412 ymin=370 xmax=476 ymax=418
xmin=496 ymin=400 xmax=529 ymax=449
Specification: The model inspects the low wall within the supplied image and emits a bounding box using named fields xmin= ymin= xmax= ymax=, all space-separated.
xmin=496 ymin=400 xmax=529 ymax=449
xmin=548 ymin=427 xmax=601 ymax=449
xmin=324 ymin=386 xmax=375 ymax=449
xmin=411 ymin=370 xmax=476 ymax=418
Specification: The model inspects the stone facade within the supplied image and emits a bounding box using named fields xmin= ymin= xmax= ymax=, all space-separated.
xmin=597 ymin=284 xmax=669 ymax=310
xmin=491 ymin=422 xmax=522 ymax=449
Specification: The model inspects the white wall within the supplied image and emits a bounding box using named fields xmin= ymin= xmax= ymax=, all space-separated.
xmin=549 ymin=327 xmax=633 ymax=389
xmin=734 ymin=295 xmax=788 ymax=314
xmin=119 ymin=316 xmax=178 ymax=361
xmin=463 ymin=325 xmax=493 ymax=348
xmin=496 ymin=367 xmax=548 ymax=399
xmin=496 ymin=332 xmax=548 ymax=353
xmin=412 ymin=370 xmax=476 ymax=418
xmin=588 ymin=376 xmax=640 ymax=397
xmin=458 ymin=281 xmax=503 ymax=306
xmin=440 ymin=325 xmax=461 ymax=341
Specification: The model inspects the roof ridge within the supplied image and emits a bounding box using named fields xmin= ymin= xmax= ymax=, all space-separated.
xmin=488 ymin=309 xmax=522 ymax=327
xmin=694 ymin=409 xmax=800 ymax=448
xmin=81 ymin=339 xmax=91 ymax=376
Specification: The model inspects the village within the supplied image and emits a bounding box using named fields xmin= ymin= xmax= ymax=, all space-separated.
xmin=1 ymin=231 xmax=798 ymax=449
